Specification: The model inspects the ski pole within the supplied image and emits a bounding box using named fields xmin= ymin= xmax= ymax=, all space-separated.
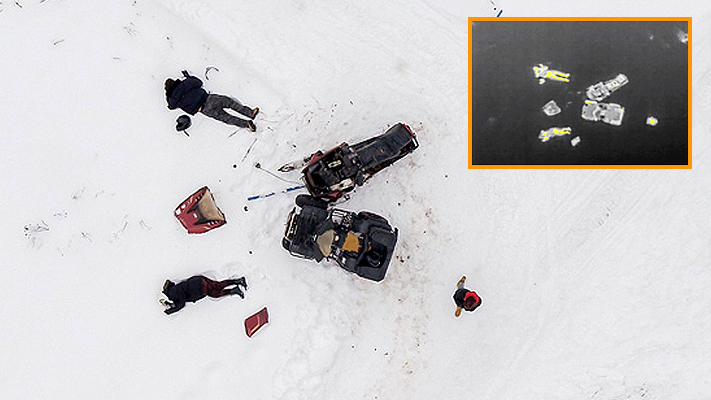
xmin=254 ymin=163 xmax=301 ymax=184
xmin=247 ymin=185 xmax=305 ymax=201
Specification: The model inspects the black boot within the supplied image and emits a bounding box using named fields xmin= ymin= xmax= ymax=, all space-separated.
xmin=230 ymin=286 xmax=244 ymax=298
xmin=236 ymin=276 xmax=248 ymax=290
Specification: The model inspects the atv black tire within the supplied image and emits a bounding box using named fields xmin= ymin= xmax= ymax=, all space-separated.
xmin=296 ymin=194 xmax=329 ymax=210
xmin=357 ymin=211 xmax=389 ymax=225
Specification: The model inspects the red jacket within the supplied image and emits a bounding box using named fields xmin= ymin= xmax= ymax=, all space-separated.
xmin=453 ymin=288 xmax=481 ymax=311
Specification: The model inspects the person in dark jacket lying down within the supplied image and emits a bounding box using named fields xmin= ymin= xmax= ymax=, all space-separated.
xmin=165 ymin=70 xmax=259 ymax=132
xmin=159 ymin=275 xmax=247 ymax=315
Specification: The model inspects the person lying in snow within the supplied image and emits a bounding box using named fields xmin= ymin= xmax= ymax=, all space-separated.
xmin=159 ymin=275 xmax=247 ymax=315
xmin=164 ymin=70 xmax=259 ymax=132
xmin=453 ymin=275 xmax=481 ymax=317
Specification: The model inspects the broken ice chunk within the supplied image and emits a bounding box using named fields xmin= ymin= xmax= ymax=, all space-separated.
xmin=542 ymin=100 xmax=561 ymax=116
xmin=571 ymin=136 xmax=581 ymax=146
xmin=646 ymin=116 xmax=658 ymax=126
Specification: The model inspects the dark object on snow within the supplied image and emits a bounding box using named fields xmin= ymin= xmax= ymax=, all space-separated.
xmin=176 ymin=115 xmax=192 ymax=131
xmin=244 ymin=307 xmax=269 ymax=337
xmin=204 ymin=66 xmax=220 ymax=80
xmin=282 ymin=195 xmax=398 ymax=282
xmin=160 ymin=275 xmax=247 ymax=315
xmin=165 ymin=71 xmax=209 ymax=115
xmin=284 ymin=123 xmax=419 ymax=202
xmin=165 ymin=70 xmax=259 ymax=130
xmin=453 ymin=276 xmax=481 ymax=317
xmin=174 ymin=186 xmax=226 ymax=234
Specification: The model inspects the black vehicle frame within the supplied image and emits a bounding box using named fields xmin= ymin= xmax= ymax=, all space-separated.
xmin=282 ymin=195 xmax=398 ymax=282
xmin=300 ymin=123 xmax=418 ymax=201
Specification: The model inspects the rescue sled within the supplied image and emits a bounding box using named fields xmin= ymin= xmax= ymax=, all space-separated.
xmin=280 ymin=123 xmax=419 ymax=201
xmin=174 ymin=186 xmax=226 ymax=234
xmin=244 ymin=307 xmax=269 ymax=338
xmin=282 ymin=195 xmax=398 ymax=282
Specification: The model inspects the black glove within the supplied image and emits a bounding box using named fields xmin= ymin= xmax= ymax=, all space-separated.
xmin=164 ymin=302 xmax=184 ymax=315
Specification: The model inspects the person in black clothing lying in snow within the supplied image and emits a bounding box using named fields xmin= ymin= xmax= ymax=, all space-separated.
xmin=165 ymin=70 xmax=260 ymax=132
xmin=159 ymin=275 xmax=247 ymax=315
xmin=453 ymin=275 xmax=481 ymax=317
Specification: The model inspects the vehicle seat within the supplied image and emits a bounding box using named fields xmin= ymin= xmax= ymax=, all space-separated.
xmin=317 ymin=229 xmax=335 ymax=257
xmin=342 ymin=232 xmax=360 ymax=253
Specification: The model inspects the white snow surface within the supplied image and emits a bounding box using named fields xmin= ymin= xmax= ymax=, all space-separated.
xmin=1 ymin=1 xmax=711 ymax=399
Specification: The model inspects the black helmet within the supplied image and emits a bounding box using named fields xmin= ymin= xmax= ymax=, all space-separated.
xmin=176 ymin=115 xmax=192 ymax=131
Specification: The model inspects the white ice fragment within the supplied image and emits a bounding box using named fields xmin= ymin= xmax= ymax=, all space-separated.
xmin=647 ymin=116 xmax=658 ymax=126
xmin=542 ymin=100 xmax=561 ymax=116
xmin=571 ymin=136 xmax=581 ymax=147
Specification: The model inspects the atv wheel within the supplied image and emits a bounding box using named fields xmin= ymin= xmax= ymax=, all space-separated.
xmin=295 ymin=194 xmax=329 ymax=209
xmin=357 ymin=211 xmax=389 ymax=225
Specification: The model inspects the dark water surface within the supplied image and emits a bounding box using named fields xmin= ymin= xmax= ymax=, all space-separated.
xmin=471 ymin=21 xmax=689 ymax=165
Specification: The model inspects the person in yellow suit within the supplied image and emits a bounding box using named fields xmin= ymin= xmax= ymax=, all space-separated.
xmin=533 ymin=64 xmax=570 ymax=83
xmin=539 ymin=127 xmax=572 ymax=142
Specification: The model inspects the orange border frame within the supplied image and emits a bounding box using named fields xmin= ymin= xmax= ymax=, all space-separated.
xmin=468 ymin=17 xmax=692 ymax=169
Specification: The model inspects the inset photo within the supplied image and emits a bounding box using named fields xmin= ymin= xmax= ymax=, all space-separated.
xmin=469 ymin=18 xmax=691 ymax=168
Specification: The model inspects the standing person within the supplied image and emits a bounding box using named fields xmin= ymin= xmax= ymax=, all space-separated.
xmin=164 ymin=70 xmax=259 ymax=132
xmin=159 ymin=275 xmax=248 ymax=315
xmin=453 ymin=275 xmax=481 ymax=317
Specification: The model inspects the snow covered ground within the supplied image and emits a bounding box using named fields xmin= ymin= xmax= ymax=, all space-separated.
xmin=1 ymin=1 xmax=710 ymax=399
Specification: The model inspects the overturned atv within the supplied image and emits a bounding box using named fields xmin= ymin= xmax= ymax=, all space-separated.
xmin=282 ymin=195 xmax=398 ymax=282
xmin=279 ymin=123 xmax=418 ymax=201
